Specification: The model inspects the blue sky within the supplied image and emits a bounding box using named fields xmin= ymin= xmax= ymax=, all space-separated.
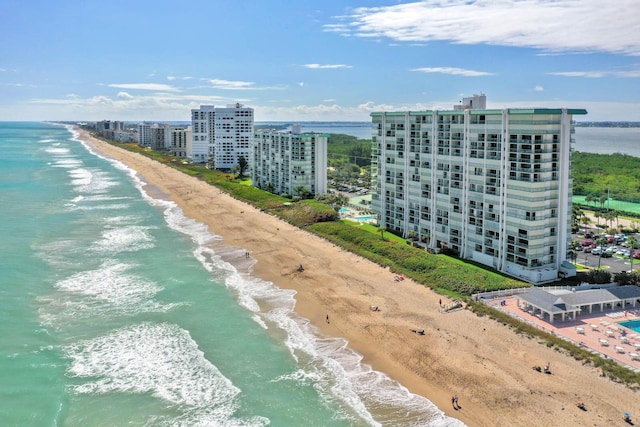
xmin=1 ymin=0 xmax=639 ymax=122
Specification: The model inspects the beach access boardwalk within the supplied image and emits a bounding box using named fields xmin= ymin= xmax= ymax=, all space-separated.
xmin=479 ymin=289 xmax=640 ymax=372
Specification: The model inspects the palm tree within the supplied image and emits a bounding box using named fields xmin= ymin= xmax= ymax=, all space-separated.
xmin=594 ymin=211 xmax=601 ymax=226
xmin=585 ymin=194 xmax=593 ymax=209
xmin=377 ymin=225 xmax=386 ymax=240
xmin=266 ymin=183 xmax=275 ymax=193
xmin=599 ymin=195 xmax=607 ymax=211
xmin=237 ymin=155 xmax=249 ymax=178
xmin=294 ymin=185 xmax=312 ymax=199
xmin=581 ymin=214 xmax=592 ymax=234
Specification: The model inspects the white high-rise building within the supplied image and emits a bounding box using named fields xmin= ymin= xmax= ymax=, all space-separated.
xmin=167 ymin=125 xmax=191 ymax=158
xmin=190 ymin=104 xmax=254 ymax=168
xmin=251 ymin=129 xmax=328 ymax=197
xmin=371 ymin=105 xmax=587 ymax=284
xmin=138 ymin=122 xmax=154 ymax=147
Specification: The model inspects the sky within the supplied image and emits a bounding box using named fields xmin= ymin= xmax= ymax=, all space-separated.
xmin=1 ymin=0 xmax=639 ymax=122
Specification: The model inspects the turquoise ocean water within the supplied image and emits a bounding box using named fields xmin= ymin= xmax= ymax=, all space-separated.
xmin=0 ymin=122 xmax=463 ymax=427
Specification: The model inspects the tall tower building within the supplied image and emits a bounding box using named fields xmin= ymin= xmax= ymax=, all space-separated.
xmin=190 ymin=104 xmax=254 ymax=168
xmin=371 ymin=104 xmax=587 ymax=284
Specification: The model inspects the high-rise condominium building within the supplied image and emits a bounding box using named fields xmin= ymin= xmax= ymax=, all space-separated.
xmin=190 ymin=104 xmax=254 ymax=168
xmin=167 ymin=125 xmax=191 ymax=158
xmin=371 ymin=105 xmax=587 ymax=284
xmin=251 ymin=129 xmax=328 ymax=197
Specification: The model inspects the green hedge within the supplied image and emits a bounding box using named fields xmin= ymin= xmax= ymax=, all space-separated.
xmin=308 ymin=221 xmax=526 ymax=295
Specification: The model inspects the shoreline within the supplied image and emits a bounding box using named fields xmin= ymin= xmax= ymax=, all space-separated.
xmin=77 ymin=128 xmax=638 ymax=427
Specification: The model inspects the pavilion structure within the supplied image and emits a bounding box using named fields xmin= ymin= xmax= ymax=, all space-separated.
xmin=516 ymin=286 xmax=640 ymax=324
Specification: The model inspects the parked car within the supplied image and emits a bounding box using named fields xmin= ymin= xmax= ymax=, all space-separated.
xmin=592 ymin=248 xmax=602 ymax=255
xmin=600 ymin=252 xmax=613 ymax=258
xmin=582 ymin=240 xmax=593 ymax=247
xmin=633 ymin=252 xmax=640 ymax=260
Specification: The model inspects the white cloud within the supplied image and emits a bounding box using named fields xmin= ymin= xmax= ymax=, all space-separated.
xmin=299 ymin=82 xmax=304 ymax=87
xmin=205 ymin=78 xmax=256 ymax=90
xmin=107 ymin=83 xmax=179 ymax=91
xmin=167 ymin=75 xmax=192 ymax=81
xmin=412 ymin=67 xmax=493 ymax=76
xmin=534 ymin=86 xmax=544 ymax=92
xmin=330 ymin=0 xmax=640 ymax=56
xmin=0 ymin=68 xmax=6 ymax=72
xmin=303 ymin=64 xmax=352 ymax=69
xmin=203 ymin=78 xmax=286 ymax=91
xmin=548 ymin=69 xmax=640 ymax=78
xmin=117 ymin=92 xmax=134 ymax=99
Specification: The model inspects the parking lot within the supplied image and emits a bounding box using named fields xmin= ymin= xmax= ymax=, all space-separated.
xmin=573 ymin=231 xmax=639 ymax=275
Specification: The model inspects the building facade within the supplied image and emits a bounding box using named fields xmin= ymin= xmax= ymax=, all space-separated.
xmin=138 ymin=122 xmax=154 ymax=147
xmin=371 ymin=107 xmax=587 ymax=284
xmin=251 ymin=129 xmax=328 ymax=197
xmin=190 ymin=104 xmax=254 ymax=168
xmin=167 ymin=125 xmax=191 ymax=158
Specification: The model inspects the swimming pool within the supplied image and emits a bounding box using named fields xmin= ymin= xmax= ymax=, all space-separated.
xmin=355 ymin=215 xmax=372 ymax=221
xmin=619 ymin=319 xmax=640 ymax=333
xmin=339 ymin=207 xmax=351 ymax=214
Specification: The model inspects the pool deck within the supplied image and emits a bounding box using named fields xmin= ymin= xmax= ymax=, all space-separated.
xmin=486 ymin=297 xmax=640 ymax=371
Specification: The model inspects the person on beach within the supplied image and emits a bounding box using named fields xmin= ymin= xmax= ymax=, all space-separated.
xmin=454 ymin=395 xmax=459 ymax=409
xmin=326 ymin=314 xmax=330 ymax=324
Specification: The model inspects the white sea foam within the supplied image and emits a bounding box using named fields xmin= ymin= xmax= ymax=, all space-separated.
xmin=44 ymin=146 xmax=69 ymax=155
xmin=39 ymin=260 xmax=177 ymax=325
xmin=64 ymin=323 xmax=268 ymax=427
xmin=52 ymin=158 xmax=83 ymax=168
xmin=56 ymin=261 xmax=159 ymax=305
xmin=90 ymin=225 xmax=155 ymax=253
xmin=67 ymin=167 xmax=118 ymax=194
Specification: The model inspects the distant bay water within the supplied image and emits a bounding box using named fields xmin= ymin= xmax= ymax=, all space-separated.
xmin=573 ymin=127 xmax=640 ymax=157
xmin=0 ymin=122 xmax=464 ymax=427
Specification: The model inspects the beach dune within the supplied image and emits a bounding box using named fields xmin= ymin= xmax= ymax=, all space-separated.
xmin=79 ymin=128 xmax=638 ymax=427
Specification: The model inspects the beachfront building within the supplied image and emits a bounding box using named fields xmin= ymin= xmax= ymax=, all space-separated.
xmin=167 ymin=125 xmax=191 ymax=158
xmin=138 ymin=122 xmax=154 ymax=147
xmin=251 ymin=129 xmax=328 ymax=197
xmin=371 ymin=103 xmax=587 ymax=284
xmin=190 ymin=104 xmax=254 ymax=168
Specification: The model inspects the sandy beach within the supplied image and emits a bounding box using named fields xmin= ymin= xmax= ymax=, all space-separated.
xmin=78 ymin=128 xmax=638 ymax=427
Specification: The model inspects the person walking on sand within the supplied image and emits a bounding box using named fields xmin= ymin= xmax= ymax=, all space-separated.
xmin=454 ymin=395 xmax=459 ymax=409
xmin=326 ymin=314 xmax=330 ymax=324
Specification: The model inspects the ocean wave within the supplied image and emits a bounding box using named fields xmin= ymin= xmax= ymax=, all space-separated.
xmin=38 ymin=260 xmax=178 ymax=326
xmin=90 ymin=224 xmax=156 ymax=253
xmin=64 ymin=322 xmax=268 ymax=426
